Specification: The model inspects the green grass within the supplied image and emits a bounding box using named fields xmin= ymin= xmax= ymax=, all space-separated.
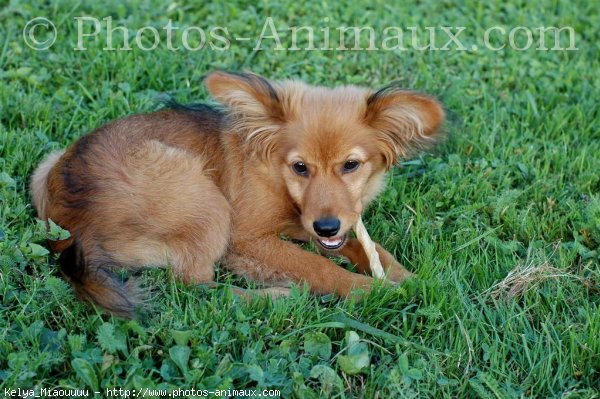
xmin=1 ymin=0 xmax=599 ymax=397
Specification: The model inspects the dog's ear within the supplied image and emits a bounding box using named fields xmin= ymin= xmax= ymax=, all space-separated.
xmin=205 ymin=71 xmax=284 ymax=160
xmin=364 ymin=85 xmax=445 ymax=169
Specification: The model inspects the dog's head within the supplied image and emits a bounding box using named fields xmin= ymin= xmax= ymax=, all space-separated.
xmin=206 ymin=71 xmax=444 ymax=250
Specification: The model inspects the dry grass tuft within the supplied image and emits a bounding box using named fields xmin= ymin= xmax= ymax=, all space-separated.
xmin=487 ymin=260 xmax=580 ymax=299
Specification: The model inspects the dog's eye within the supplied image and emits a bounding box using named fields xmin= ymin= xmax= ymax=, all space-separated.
xmin=343 ymin=160 xmax=360 ymax=173
xmin=292 ymin=162 xmax=309 ymax=176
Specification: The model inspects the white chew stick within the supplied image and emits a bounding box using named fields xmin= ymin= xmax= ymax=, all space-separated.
xmin=354 ymin=216 xmax=385 ymax=279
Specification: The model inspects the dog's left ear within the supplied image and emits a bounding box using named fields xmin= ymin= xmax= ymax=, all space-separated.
xmin=364 ymin=85 xmax=445 ymax=169
xmin=205 ymin=71 xmax=284 ymax=160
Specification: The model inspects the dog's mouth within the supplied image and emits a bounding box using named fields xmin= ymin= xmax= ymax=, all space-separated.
xmin=316 ymin=233 xmax=348 ymax=250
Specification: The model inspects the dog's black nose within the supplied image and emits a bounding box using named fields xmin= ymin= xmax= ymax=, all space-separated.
xmin=313 ymin=218 xmax=341 ymax=237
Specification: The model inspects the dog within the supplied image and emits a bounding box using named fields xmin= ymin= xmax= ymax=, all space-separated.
xmin=30 ymin=71 xmax=444 ymax=317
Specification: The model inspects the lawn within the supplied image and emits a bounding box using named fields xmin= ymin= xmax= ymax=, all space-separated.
xmin=0 ymin=0 xmax=598 ymax=397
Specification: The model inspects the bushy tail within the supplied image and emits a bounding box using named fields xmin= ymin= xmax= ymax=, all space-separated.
xmin=32 ymin=150 xmax=141 ymax=318
xmin=30 ymin=150 xmax=65 ymax=220
xmin=59 ymin=241 xmax=142 ymax=318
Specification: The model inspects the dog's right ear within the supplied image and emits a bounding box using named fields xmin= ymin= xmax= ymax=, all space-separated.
xmin=205 ymin=71 xmax=284 ymax=160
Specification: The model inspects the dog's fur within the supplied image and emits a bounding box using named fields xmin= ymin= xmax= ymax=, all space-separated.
xmin=31 ymin=72 xmax=444 ymax=317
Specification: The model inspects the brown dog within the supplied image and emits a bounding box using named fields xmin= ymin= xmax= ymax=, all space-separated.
xmin=30 ymin=72 xmax=444 ymax=317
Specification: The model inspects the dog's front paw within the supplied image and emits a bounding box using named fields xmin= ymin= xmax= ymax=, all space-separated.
xmin=261 ymin=286 xmax=292 ymax=298
xmin=385 ymin=261 xmax=414 ymax=283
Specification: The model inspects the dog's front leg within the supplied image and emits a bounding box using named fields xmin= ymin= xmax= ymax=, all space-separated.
xmin=227 ymin=236 xmax=374 ymax=298
xmin=336 ymin=239 xmax=413 ymax=282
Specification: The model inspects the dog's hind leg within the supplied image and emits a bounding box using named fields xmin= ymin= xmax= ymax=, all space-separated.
xmin=167 ymin=206 xmax=230 ymax=285
xmin=99 ymin=140 xmax=232 ymax=285
xmin=167 ymin=177 xmax=231 ymax=284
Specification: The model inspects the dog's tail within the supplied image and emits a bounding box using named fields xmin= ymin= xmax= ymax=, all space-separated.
xmin=31 ymin=151 xmax=141 ymax=318
xmin=59 ymin=240 xmax=142 ymax=318
xmin=30 ymin=150 xmax=65 ymax=220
